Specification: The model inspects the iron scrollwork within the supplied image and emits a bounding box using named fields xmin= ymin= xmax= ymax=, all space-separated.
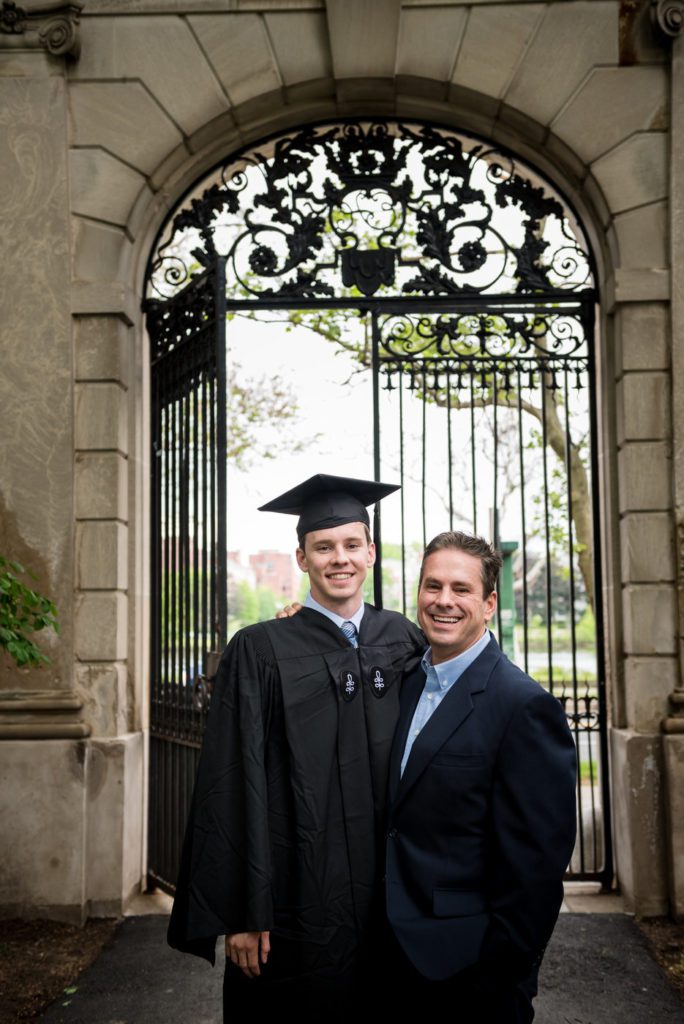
xmin=145 ymin=263 xmax=218 ymax=363
xmin=376 ymin=309 xmax=590 ymax=394
xmin=378 ymin=310 xmax=586 ymax=361
xmin=148 ymin=121 xmax=594 ymax=302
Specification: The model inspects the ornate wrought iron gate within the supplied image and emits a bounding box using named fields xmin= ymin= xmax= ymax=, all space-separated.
xmin=145 ymin=120 xmax=612 ymax=892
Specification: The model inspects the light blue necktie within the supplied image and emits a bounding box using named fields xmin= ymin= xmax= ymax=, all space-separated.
xmin=340 ymin=621 xmax=359 ymax=648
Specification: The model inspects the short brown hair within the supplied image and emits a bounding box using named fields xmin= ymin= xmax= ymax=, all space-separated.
xmin=419 ymin=531 xmax=502 ymax=597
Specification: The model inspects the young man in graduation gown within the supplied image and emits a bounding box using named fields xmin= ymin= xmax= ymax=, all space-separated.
xmin=167 ymin=474 xmax=424 ymax=1019
xmin=383 ymin=531 xmax=577 ymax=1023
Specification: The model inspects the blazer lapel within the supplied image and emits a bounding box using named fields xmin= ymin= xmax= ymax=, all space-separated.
xmin=394 ymin=634 xmax=503 ymax=808
xmin=389 ymin=661 xmax=426 ymax=805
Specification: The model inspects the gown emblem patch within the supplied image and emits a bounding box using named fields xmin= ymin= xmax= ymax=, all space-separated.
xmin=369 ymin=665 xmax=389 ymax=698
xmin=340 ymin=671 xmax=359 ymax=702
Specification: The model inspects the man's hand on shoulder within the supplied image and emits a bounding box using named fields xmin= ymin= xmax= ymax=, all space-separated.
xmin=275 ymin=602 xmax=303 ymax=619
xmin=225 ymin=931 xmax=271 ymax=978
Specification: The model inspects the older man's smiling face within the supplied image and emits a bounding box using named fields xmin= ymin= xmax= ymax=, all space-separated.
xmin=418 ymin=548 xmax=496 ymax=664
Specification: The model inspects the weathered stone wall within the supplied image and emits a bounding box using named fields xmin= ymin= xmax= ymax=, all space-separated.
xmin=0 ymin=0 xmax=682 ymax=920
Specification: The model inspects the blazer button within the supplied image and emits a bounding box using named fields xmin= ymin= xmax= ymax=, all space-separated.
xmin=388 ymin=828 xmax=398 ymax=839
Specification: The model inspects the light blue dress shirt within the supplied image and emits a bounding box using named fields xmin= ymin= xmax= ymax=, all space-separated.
xmin=303 ymin=591 xmax=365 ymax=640
xmin=400 ymin=629 xmax=492 ymax=776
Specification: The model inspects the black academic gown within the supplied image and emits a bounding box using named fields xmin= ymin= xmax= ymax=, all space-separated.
xmin=168 ymin=605 xmax=424 ymax=1013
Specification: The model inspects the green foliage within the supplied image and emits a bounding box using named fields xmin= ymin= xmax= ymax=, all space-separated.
xmin=298 ymin=573 xmax=310 ymax=603
xmin=514 ymin=553 xmax=590 ymax=632
xmin=575 ymin=606 xmax=596 ymax=647
xmin=257 ymin=587 xmax=277 ymax=621
xmin=0 ymin=556 xmax=59 ymax=667
xmin=233 ymin=580 xmax=258 ymax=623
xmin=516 ymin=613 xmax=595 ymax=654
xmin=579 ymin=760 xmax=599 ymax=786
xmin=230 ymin=582 xmax=289 ymax=629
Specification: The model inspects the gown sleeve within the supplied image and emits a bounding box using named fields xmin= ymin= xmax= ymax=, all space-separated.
xmin=167 ymin=628 xmax=275 ymax=964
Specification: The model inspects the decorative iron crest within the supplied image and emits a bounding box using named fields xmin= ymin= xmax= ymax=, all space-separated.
xmin=148 ymin=121 xmax=594 ymax=302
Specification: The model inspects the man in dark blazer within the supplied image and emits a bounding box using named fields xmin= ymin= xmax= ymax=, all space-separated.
xmin=385 ymin=531 xmax=577 ymax=1022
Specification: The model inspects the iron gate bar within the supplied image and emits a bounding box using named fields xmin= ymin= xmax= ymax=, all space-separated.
xmin=446 ymin=377 xmax=453 ymax=531
xmin=516 ymin=368 xmax=530 ymax=675
xmin=470 ymin=367 xmax=477 ymax=534
xmin=215 ymin=257 xmax=228 ymax=649
xmin=564 ymin=366 xmax=579 ymax=695
xmin=399 ymin=367 xmax=407 ymax=617
xmin=492 ymin=376 xmax=503 ymax=651
xmin=421 ymin=364 xmax=427 ymax=549
xmin=371 ymin=310 xmax=383 ymax=609
xmin=540 ymin=370 xmax=554 ymax=695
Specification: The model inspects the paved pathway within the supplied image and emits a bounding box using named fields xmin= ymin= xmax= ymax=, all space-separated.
xmin=39 ymin=913 xmax=684 ymax=1024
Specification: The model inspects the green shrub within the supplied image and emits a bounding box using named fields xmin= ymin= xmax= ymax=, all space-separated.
xmin=0 ymin=556 xmax=59 ymax=667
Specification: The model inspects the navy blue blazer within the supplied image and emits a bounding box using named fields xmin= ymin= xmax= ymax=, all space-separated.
xmin=385 ymin=634 xmax=577 ymax=983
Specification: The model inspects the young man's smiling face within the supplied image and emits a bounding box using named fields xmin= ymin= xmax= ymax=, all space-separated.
xmin=296 ymin=522 xmax=375 ymax=616
xmin=418 ymin=547 xmax=496 ymax=664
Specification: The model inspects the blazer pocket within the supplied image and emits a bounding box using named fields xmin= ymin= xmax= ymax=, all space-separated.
xmin=432 ymin=889 xmax=488 ymax=918
xmin=432 ymin=752 xmax=486 ymax=767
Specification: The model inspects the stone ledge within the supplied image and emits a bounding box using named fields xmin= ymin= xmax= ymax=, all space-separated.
xmin=614 ymin=268 xmax=670 ymax=303
xmin=0 ymin=690 xmax=90 ymax=739
xmin=0 ymin=722 xmax=90 ymax=738
xmin=70 ymin=281 xmax=138 ymax=325
xmin=0 ymin=690 xmax=82 ymax=712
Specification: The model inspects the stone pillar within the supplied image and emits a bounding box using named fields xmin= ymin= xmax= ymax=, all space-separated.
xmin=0 ymin=2 xmax=89 ymax=922
xmin=74 ymin=314 xmax=144 ymax=916
xmin=656 ymin=0 xmax=684 ymax=920
xmin=0 ymin=2 xmax=144 ymax=920
xmin=612 ymin=298 xmax=674 ymax=916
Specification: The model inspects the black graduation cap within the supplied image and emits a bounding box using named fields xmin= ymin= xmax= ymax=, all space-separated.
xmin=258 ymin=473 xmax=399 ymax=539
